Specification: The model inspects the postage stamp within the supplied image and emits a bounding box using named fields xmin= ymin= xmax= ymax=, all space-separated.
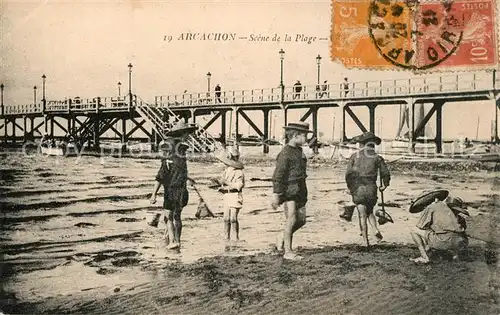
xmin=331 ymin=0 xmax=499 ymax=71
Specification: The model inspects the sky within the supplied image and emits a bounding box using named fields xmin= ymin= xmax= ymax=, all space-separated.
xmin=1 ymin=0 xmax=499 ymax=140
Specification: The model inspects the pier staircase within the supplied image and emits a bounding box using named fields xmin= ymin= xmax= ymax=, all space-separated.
xmin=134 ymin=96 xmax=223 ymax=153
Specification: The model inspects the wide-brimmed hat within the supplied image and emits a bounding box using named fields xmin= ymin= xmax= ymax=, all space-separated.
xmin=215 ymin=148 xmax=244 ymax=169
xmin=166 ymin=120 xmax=198 ymax=137
xmin=445 ymin=196 xmax=470 ymax=216
xmin=283 ymin=122 xmax=313 ymax=133
xmin=352 ymin=132 xmax=382 ymax=145
xmin=409 ymin=189 xmax=450 ymax=213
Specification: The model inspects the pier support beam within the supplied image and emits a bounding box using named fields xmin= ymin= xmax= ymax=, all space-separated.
xmin=312 ymin=106 xmax=319 ymax=154
xmin=67 ymin=116 xmax=72 ymax=137
xmin=234 ymin=108 xmax=240 ymax=147
xmin=220 ymin=111 xmax=227 ymax=146
xmin=369 ymin=105 xmax=376 ymax=133
xmin=263 ymin=109 xmax=270 ymax=154
xmin=282 ymin=107 xmax=288 ymax=142
xmin=23 ymin=116 xmax=27 ymax=142
xmin=121 ymin=118 xmax=127 ymax=151
xmin=12 ymin=118 xmax=16 ymax=144
xmin=93 ymin=116 xmax=100 ymax=151
xmin=435 ymin=102 xmax=444 ymax=154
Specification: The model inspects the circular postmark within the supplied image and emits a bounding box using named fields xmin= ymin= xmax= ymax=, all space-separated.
xmin=368 ymin=0 xmax=464 ymax=70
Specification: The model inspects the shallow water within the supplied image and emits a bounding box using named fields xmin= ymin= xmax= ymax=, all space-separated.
xmin=0 ymin=150 xmax=496 ymax=303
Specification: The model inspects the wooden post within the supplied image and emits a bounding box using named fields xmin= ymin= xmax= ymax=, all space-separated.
xmin=263 ymin=109 xmax=270 ymax=154
xmin=312 ymin=106 xmax=319 ymax=154
xmin=369 ymin=105 xmax=376 ymax=133
xmin=408 ymin=98 xmax=415 ymax=153
xmin=435 ymin=102 xmax=443 ymax=154
xmin=23 ymin=116 xmax=27 ymax=142
xmin=234 ymin=107 xmax=239 ymax=147
xmin=121 ymin=117 xmax=127 ymax=152
xmin=220 ymin=111 xmax=227 ymax=146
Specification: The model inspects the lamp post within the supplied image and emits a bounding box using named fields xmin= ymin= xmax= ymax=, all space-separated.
xmin=207 ymin=72 xmax=211 ymax=97
xmin=118 ymin=81 xmax=121 ymax=97
xmin=316 ymin=54 xmax=322 ymax=85
xmin=33 ymin=86 xmax=37 ymax=108
xmin=42 ymin=74 xmax=46 ymax=112
xmin=128 ymin=63 xmax=133 ymax=108
xmin=279 ymin=49 xmax=285 ymax=102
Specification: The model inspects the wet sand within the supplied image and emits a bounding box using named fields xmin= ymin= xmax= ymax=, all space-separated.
xmin=1 ymin=149 xmax=499 ymax=314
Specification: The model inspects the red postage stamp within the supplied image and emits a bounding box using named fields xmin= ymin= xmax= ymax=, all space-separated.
xmin=331 ymin=0 xmax=499 ymax=71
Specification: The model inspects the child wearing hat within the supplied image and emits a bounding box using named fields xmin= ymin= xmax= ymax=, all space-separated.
xmin=272 ymin=122 xmax=312 ymax=260
xmin=345 ymin=131 xmax=390 ymax=248
xmin=213 ymin=146 xmax=245 ymax=242
xmin=149 ymin=121 xmax=197 ymax=250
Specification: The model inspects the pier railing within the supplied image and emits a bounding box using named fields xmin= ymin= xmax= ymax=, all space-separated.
xmin=155 ymin=71 xmax=497 ymax=107
xmin=1 ymin=71 xmax=498 ymax=116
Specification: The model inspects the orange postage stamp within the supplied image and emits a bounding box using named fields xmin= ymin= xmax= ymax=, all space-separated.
xmin=331 ymin=0 xmax=499 ymax=71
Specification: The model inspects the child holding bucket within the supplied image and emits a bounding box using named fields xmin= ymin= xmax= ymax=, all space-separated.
xmin=272 ymin=122 xmax=312 ymax=260
xmin=344 ymin=131 xmax=391 ymax=248
xmin=213 ymin=146 xmax=245 ymax=241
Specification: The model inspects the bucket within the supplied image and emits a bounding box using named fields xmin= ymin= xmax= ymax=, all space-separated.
xmin=340 ymin=205 xmax=356 ymax=222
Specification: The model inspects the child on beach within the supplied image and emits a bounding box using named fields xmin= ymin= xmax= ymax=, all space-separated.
xmin=148 ymin=121 xmax=197 ymax=250
xmin=345 ymin=131 xmax=390 ymax=248
xmin=272 ymin=122 xmax=312 ymax=260
xmin=213 ymin=146 xmax=245 ymax=242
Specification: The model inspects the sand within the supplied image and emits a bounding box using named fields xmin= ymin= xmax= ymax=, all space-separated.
xmin=1 ymin=149 xmax=499 ymax=315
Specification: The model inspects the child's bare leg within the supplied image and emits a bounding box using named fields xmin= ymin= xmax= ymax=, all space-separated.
xmin=223 ymin=206 xmax=231 ymax=241
xmin=230 ymin=207 xmax=240 ymax=241
xmin=164 ymin=210 xmax=177 ymax=249
xmin=173 ymin=209 xmax=182 ymax=245
xmin=357 ymin=205 xmax=369 ymax=247
xmin=410 ymin=228 xmax=430 ymax=263
xmin=283 ymin=200 xmax=303 ymax=260
xmin=368 ymin=210 xmax=382 ymax=240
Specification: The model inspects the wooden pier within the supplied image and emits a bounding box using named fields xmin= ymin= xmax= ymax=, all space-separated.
xmin=1 ymin=70 xmax=499 ymax=154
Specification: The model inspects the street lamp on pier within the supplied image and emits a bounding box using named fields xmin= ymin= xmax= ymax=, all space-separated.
xmin=316 ymin=54 xmax=322 ymax=85
xmin=279 ymin=49 xmax=285 ymax=102
xmin=127 ymin=63 xmax=133 ymax=108
xmin=33 ymin=86 xmax=37 ymax=108
xmin=118 ymin=81 xmax=121 ymax=97
xmin=42 ymin=74 xmax=46 ymax=113
xmin=207 ymin=72 xmax=211 ymax=97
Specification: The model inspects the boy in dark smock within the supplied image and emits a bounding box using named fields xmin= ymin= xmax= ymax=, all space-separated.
xmin=272 ymin=122 xmax=312 ymax=260
xmin=345 ymin=131 xmax=390 ymax=247
xmin=149 ymin=121 xmax=197 ymax=250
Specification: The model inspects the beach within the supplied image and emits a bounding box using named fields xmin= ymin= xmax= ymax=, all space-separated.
xmin=1 ymin=148 xmax=499 ymax=315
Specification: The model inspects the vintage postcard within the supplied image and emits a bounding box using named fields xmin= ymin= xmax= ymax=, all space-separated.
xmin=1 ymin=1 xmax=500 ymax=314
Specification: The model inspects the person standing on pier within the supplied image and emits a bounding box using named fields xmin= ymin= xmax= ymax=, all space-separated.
xmin=293 ymin=80 xmax=302 ymax=100
xmin=272 ymin=122 xmax=312 ymax=260
xmin=342 ymin=77 xmax=349 ymax=97
xmin=345 ymin=131 xmax=390 ymax=248
xmin=215 ymin=84 xmax=222 ymax=103
xmin=149 ymin=121 xmax=198 ymax=250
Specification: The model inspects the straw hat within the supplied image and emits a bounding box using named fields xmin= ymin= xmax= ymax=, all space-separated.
xmin=215 ymin=147 xmax=244 ymax=169
xmin=166 ymin=120 xmax=198 ymax=137
xmin=409 ymin=189 xmax=450 ymax=213
xmin=445 ymin=196 xmax=470 ymax=216
xmin=352 ymin=132 xmax=382 ymax=145
xmin=283 ymin=122 xmax=313 ymax=133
